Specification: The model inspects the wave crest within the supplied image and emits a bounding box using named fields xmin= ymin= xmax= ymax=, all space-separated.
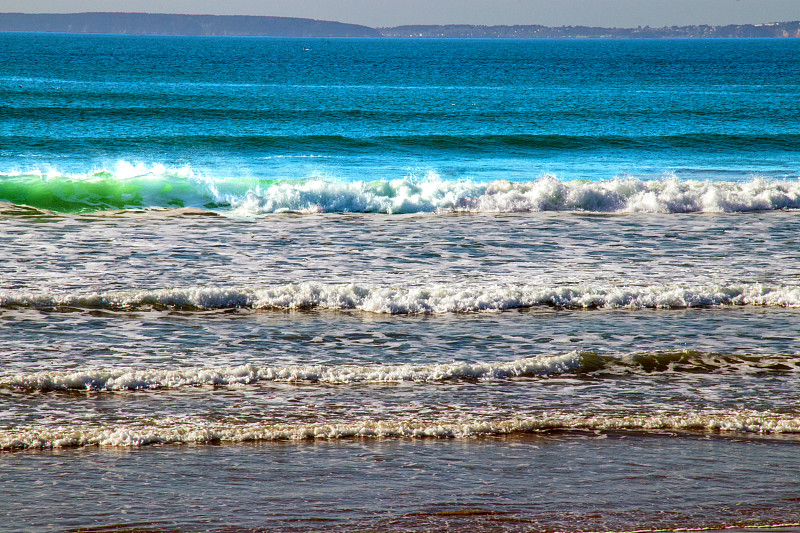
xmin=0 ymin=352 xmax=589 ymax=391
xmin=2 ymin=282 xmax=800 ymax=313
xmin=4 ymin=411 xmax=799 ymax=450
xmin=229 ymin=175 xmax=800 ymax=215
xmin=4 ymin=351 xmax=796 ymax=392
xmin=1 ymin=165 xmax=799 ymax=215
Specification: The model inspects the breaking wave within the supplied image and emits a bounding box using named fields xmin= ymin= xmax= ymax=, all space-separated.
xmin=3 ymin=351 xmax=797 ymax=392
xmin=1 ymin=164 xmax=799 ymax=215
xmin=3 ymin=282 xmax=800 ymax=313
xmin=4 ymin=411 xmax=799 ymax=450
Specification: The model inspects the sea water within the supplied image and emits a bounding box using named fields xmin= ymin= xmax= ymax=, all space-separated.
xmin=1 ymin=33 xmax=800 ymax=532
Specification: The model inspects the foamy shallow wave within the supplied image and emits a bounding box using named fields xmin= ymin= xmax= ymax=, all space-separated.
xmin=4 ymin=412 xmax=799 ymax=450
xmin=0 ymin=352 xmax=587 ymax=391
xmin=2 ymin=166 xmax=800 ymax=214
xmin=4 ymin=351 xmax=796 ymax=392
xmin=3 ymin=282 xmax=800 ymax=313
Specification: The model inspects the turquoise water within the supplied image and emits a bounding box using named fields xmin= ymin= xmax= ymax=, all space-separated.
xmin=1 ymin=34 xmax=800 ymax=532
xmin=1 ymin=34 xmax=799 ymax=212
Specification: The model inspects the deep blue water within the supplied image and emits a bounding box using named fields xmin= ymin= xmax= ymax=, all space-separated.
xmin=1 ymin=34 xmax=799 ymax=187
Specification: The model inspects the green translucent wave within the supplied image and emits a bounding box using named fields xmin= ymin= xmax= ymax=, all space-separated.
xmin=0 ymin=172 xmax=272 ymax=213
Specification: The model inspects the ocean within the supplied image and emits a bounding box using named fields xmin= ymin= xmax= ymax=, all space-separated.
xmin=1 ymin=32 xmax=800 ymax=532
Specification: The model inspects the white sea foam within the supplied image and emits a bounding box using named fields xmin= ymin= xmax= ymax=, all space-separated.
xmin=230 ymin=175 xmax=800 ymax=215
xmin=2 ymin=282 xmax=800 ymax=313
xmin=4 ymin=352 xmax=795 ymax=392
xmin=0 ymin=352 xmax=589 ymax=391
xmin=3 ymin=412 xmax=799 ymax=449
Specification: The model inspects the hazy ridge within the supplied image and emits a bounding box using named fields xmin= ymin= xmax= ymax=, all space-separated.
xmin=0 ymin=12 xmax=381 ymax=37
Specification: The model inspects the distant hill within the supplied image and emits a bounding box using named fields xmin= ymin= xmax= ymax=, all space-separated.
xmin=0 ymin=13 xmax=798 ymax=39
xmin=0 ymin=12 xmax=381 ymax=37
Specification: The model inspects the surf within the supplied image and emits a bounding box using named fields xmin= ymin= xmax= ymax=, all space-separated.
xmin=3 ymin=282 xmax=800 ymax=313
xmin=2 ymin=164 xmax=800 ymax=215
xmin=3 ymin=351 xmax=797 ymax=393
xmin=4 ymin=410 xmax=800 ymax=450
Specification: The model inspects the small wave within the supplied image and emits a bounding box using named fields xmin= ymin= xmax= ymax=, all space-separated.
xmin=3 ymin=351 xmax=796 ymax=392
xmin=1 ymin=165 xmax=799 ymax=215
xmin=4 ymin=411 xmax=799 ymax=450
xmin=0 ymin=352 xmax=589 ymax=391
xmin=8 ymin=131 xmax=797 ymax=154
xmin=2 ymin=282 xmax=800 ymax=314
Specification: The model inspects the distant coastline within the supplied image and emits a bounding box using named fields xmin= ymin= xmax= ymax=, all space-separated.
xmin=383 ymin=21 xmax=800 ymax=39
xmin=0 ymin=12 xmax=799 ymax=38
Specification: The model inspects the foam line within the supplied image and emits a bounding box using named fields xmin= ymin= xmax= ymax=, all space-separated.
xmin=4 ymin=412 xmax=799 ymax=449
xmin=4 ymin=351 xmax=797 ymax=392
xmin=2 ymin=282 xmax=799 ymax=313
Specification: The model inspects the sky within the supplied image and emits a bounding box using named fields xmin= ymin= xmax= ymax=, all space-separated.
xmin=3 ymin=0 xmax=800 ymax=27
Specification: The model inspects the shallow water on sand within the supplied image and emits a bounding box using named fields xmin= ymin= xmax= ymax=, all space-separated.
xmin=3 ymin=435 xmax=800 ymax=533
